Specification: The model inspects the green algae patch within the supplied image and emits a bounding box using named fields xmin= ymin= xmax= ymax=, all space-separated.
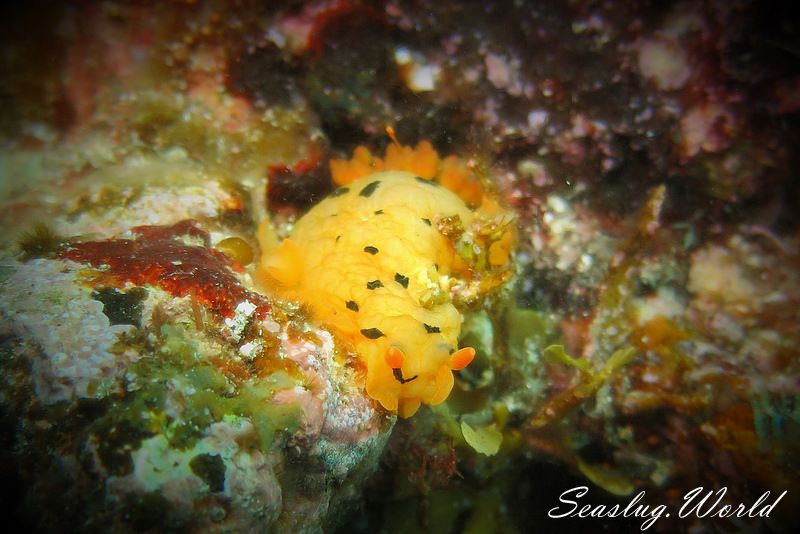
xmin=166 ymin=368 xmax=302 ymax=451
xmin=233 ymin=377 xmax=303 ymax=450
xmin=461 ymin=420 xmax=503 ymax=456
xmin=123 ymin=91 xmax=315 ymax=176
xmin=506 ymin=306 xmax=559 ymax=358
xmin=159 ymin=324 xmax=200 ymax=365
xmin=542 ymin=344 xmax=591 ymax=373
xmin=98 ymin=319 xmax=304 ymax=461
xmin=185 ymin=365 xmax=232 ymax=395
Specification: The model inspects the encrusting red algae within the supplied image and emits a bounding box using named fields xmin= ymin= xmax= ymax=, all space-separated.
xmin=58 ymin=219 xmax=270 ymax=320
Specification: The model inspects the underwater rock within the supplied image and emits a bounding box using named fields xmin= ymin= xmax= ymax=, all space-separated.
xmin=1 ymin=209 xmax=390 ymax=531
xmin=0 ymin=220 xmax=392 ymax=531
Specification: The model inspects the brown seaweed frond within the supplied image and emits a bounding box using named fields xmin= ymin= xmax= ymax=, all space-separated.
xmin=17 ymin=223 xmax=67 ymax=261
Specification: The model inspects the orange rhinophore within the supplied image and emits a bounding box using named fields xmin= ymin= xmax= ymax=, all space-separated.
xmin=385 ymin=346 xmax=405 ymax=369
xmin=449 ymin=347 xmax=476 ymax=371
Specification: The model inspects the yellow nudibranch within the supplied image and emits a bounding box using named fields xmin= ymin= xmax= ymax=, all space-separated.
xmin=258 ymin=171 xmax=513 ymax=417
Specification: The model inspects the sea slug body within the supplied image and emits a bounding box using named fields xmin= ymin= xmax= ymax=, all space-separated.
xmin=258 ymin=171 xmax=480 ymax=417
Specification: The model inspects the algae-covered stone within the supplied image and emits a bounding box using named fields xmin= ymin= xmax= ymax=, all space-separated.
xmin=0 ymin=236 xmax=392 ymax=532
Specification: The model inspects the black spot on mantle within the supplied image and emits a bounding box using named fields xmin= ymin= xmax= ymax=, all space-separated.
xmin=359 ymin=180 xmax=381 ymax=197
xmin=361 ymin=327 xmax=385 ymax=339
